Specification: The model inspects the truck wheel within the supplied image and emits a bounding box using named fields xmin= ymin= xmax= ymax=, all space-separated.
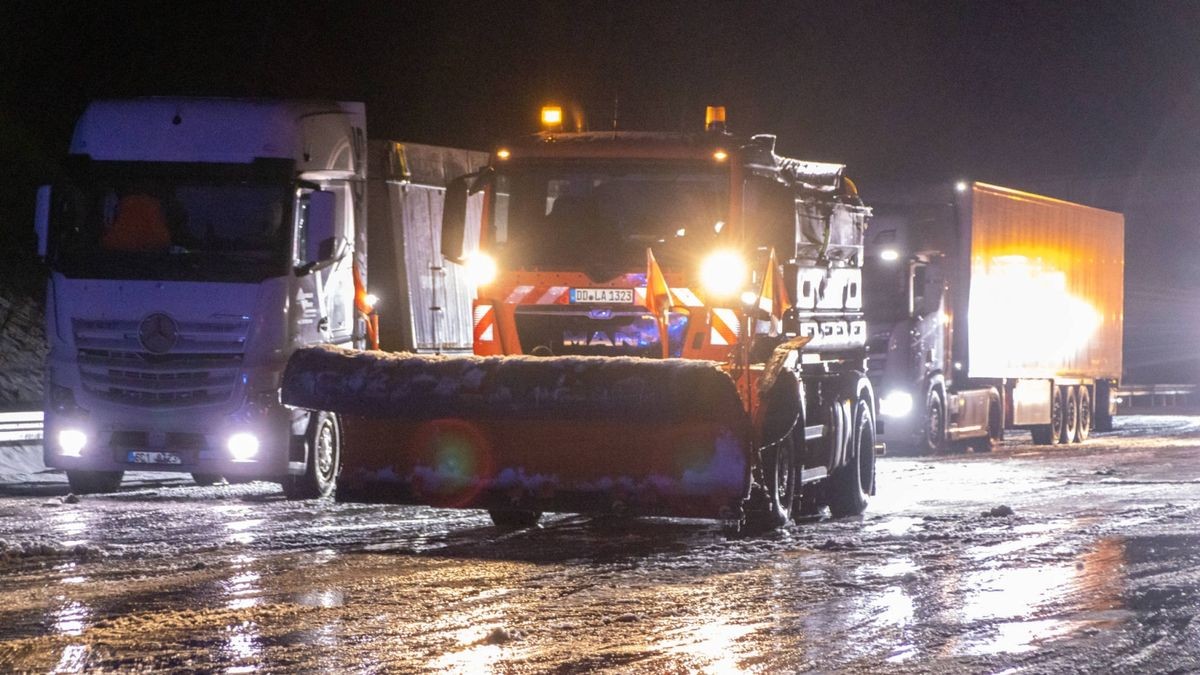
xmin=746 ymin=428 xmax=798 ymax=530
xmin=283 ymin=411 xmax=340 ymax=499
xmin=921 ymin=391 xmax=946 ymax=454
xmin=66 ymin=470 xmax=123 ymax=495
xmin=192 ymin=473 xmax=223 ymax=486
xmin=829 ymin=399 xmax=874 ymax=517
xmin=1076 ymin=387 xmax=1092 ymax=442
xmin=1061 ymin=386 xmax=1079 ymax=445
xmin=488 ymin=509 xmax=541 ymax=529
xmin=1032 ymin=386 xmax=1065 ymax=446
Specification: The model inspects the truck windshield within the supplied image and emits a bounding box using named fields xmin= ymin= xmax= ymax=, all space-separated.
xmin=49 ymin=160 xmax=294 ymax=283
xmin=491 ymin=160 xmax=728 ymax=275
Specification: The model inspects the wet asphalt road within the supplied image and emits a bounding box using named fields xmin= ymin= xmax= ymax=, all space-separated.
xmin=0 ymin=414 xmax=1199 ymax=673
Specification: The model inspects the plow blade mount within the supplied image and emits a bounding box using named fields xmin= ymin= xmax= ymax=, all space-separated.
xmin=282 ymin=346 xmax=753 ymax=518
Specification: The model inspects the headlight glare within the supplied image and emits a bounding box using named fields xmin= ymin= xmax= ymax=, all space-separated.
xmin=879 ymin=391 xmax=914 ymax=418
xmin=700 ymin=250 xmax=747 ymax=298
xmin=464 ymin=252 xmax=498 ymax=286
xmin=227 ymin=432 xmax=260 ymax=462
xmin=58 ymin=429 xmax=87 ymax=457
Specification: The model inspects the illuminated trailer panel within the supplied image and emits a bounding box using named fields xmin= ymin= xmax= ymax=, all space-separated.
xmin=965 ymin=182 xmax=1124 ymax=380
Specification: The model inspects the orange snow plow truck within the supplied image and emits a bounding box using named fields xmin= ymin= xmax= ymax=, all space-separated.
xmin=282 ymin=107 xmax=878 ymax=530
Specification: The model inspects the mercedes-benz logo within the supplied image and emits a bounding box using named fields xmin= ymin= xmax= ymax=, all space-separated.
xmin=138 ymin=313 xmax=179 ymax=354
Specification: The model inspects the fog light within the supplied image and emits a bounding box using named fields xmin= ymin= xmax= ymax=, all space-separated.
xmin=58 ymin=429 xmax=87 ymax=457
xmin=879 ymin=391 xmax=914 ymax=418
xmin=227 ymin=432 xmax=260 ymax=462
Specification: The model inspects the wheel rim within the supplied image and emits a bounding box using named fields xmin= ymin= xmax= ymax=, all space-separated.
xmin=1051 ymin=389 xmax=1064 ymax=437
xmin=857 ymin=413 xmax=874 ymax=492
xmin=767 ymin=434 xmax=794 ymax=509
xmin=1078 ymin=391 xmax=1092 ymax=437
xmin=1065 ymin=390 xmax=1078 ymax=434
xmin=316 ymin=419 xmax=336 ymax=480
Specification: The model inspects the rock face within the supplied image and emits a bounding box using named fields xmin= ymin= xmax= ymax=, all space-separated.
xmin=0 ymin=276 xmax=45 ymax=406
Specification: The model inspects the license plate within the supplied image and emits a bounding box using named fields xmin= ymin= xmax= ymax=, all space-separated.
xmin=570 ymin=288 xmax=634 ymax=304
xmin=127 ymin=451 xmax=183 ymax=465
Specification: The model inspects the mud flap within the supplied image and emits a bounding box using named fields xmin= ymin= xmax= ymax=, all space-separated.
xmin=282 ymin=346 xmax=754 ymax=518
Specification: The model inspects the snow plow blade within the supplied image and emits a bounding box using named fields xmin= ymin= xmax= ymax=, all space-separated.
xmin=282 ymin=346 xmax=753 ymax=518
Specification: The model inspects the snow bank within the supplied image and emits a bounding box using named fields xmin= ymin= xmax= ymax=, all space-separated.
xmin=282 ymin=346 xmax=746 ymax=422
xmin=0 ymin=442 xmax=47 ymax=479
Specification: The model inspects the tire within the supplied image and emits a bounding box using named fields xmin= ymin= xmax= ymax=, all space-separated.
xmin=282 ymin=411 xmax=340 ymax=499
xmin=66 ymin=470 xmax=123 ymax=494
xmin=921 ymin=391 xmax=947 ymax=454
xmin=753 ymin=428 xmax=798 ymax=529
xmin=488 ymin=509 xmax=541 ymax=529
xmin=829 ymin=399 xmax=875 ymax=517
xmin=1061 ymin=386 xmax=1078 ymax=445
xmin=192 ymin=473 xmax=223 ymax=487
xmin=1076 ymin=386 xmax=1092 ymax=443
xmin=1032 ymin=385 xmax=1064 ymax=446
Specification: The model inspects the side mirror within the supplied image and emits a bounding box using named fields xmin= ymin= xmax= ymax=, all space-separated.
xmin=440 ymin=175 xmax=471 ymax=263
xmin=302 ymin=190 xmax=342 ymax=268
xmin=35 ymin=185 xmax=50 ymax=258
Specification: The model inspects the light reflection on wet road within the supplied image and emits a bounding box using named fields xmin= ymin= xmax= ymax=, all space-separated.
xmin=0 ymin=415 xmax=1198 ymax=672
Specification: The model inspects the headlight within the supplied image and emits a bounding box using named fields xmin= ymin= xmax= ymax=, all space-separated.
xmin=879 ymin=391 xmax=914 ymax=418
xmin=58 ymin=429 xmax=88 ymax=457
xmin=699 ymin=250 xmax=747 ymax=299
xmin=463 ymin=252 xmax=498 ymax=286
xmin=227 ymin=432 xmax=260 ymax=462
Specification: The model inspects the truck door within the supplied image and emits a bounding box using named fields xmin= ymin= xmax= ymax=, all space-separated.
xmin=292 ymin=184 xmax=355 ymax=347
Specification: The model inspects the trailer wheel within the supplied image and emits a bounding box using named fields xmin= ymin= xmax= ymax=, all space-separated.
xmin=488 ymin=509 xmax=541 ymax=529
xmin=1076 ymin=386 xmax=1092 ymax=442
xmin=921 ymin=391 xmax=946 ymax=454
xmin=1061 ymin=386 xmax=1079 ymax=445
xmin=283 ymin=411 xmax=340 ymax=499
xmin=1032 ymin=386 xmax=1065 ymax=446
xmin=829 ymin=399 xmax=874 ymax=517
xmin=66 ymin=470 xmax=123 ymax=495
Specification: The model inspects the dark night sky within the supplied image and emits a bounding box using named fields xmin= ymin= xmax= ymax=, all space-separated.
xmin=3 ymin=1 xmax=1200 ymax=377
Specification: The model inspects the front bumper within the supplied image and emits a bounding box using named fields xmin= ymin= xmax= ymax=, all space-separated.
xmin=43 ymin=400 xmax=301 ymax=478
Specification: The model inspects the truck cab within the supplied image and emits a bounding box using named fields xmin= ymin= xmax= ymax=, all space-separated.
xmin=36 ymin=98 xmax=368 ymax=495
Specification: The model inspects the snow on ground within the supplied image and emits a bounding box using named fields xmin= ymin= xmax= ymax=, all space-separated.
xmin=0 ymin=414 xmax=1197 ymax=672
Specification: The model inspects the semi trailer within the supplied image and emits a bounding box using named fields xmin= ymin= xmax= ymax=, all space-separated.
xmin=283 ymin=106 xmax=880 ymax=531
xmin=35 ymin=97 xmax=482 ymax=495
xmin=863 ymin=181 xmax=1124 ymax=453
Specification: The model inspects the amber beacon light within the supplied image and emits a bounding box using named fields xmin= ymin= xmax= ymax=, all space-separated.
xmin=541 ymin=105 xmax=563 ymax=130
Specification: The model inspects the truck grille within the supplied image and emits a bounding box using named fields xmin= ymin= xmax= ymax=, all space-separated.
xmin=514 ymin=308 xmax=688 ymax=358
xmin=73 ymin=317 xmax=249 ymax=408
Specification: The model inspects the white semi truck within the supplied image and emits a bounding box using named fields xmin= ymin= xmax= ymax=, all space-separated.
xmin=35 ymin=98 xmax=372 ymax=496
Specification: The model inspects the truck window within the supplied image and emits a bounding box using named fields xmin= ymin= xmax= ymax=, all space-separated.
xmin=50 ymin=163 xmax=293 ymax=283
xmin=491 ymin=161 xmax=727 ymax=270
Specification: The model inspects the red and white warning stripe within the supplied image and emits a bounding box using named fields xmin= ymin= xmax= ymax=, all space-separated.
xmin=473 ymin=304 xmax=496 ymax=342
xmin=710 ymin=308 xmax=740 ymax=346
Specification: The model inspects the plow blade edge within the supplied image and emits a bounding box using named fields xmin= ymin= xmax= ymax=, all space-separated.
xmin=282 ymin=346 xmax=753 ymax=518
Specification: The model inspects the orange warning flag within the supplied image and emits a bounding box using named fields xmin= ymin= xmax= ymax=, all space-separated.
xmin=645 ymin=248 xmax=677 ymax=358
xmin=757 ymin=248 xmax=792 ymax=323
